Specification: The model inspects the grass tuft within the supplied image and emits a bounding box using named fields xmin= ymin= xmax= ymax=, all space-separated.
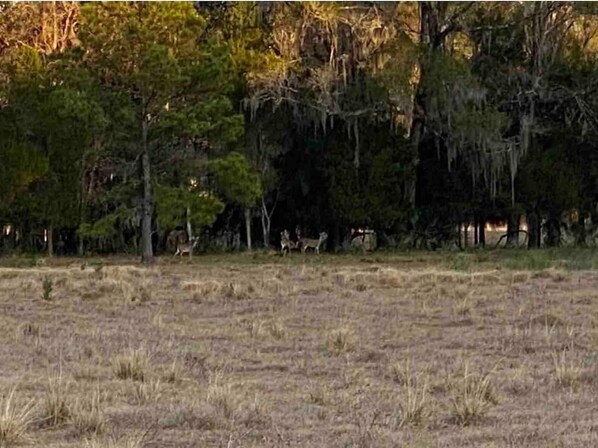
xmin=113 ymin=349 xmax=149 ymax=382
xmin=327 ymin=327 xmax=355 ymax=355
xmin=71 ymin=389 xmax=106 ymax=436
xmin=553 ymin=350 xmax=583 ymax=390
xmin=131 ymin=379 xmax=162 ymax=405
xmin=0 ymin=388 xmax=36 ymax=447
xmin=41 ymin=372 xmax=71 ymax=427
xmin=450 ymin=364 xmax=498 ymax=426
xmin=206 ymin=371 xmax=236 ymax=420
xmin=392 ymin=361 xmax=430 ymax=427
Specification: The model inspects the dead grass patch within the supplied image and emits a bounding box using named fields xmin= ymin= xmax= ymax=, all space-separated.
xmin=224 ymin=282 xmax=257 ymax=300
xmin=327 ymin=326 xmax=356 ymax=355
xmin=206 ymin=372 xmax=236 ymax=420
xmin=71 ymin=389 xmax=106 ymax=436
xmin=184 ymin=280 xmax=222 ymax=297
xmin=553 ymin=350 xmax=583 ymax=390
xmin=532 ymin=268 xmax=570 ymax=281
xmin=0 ymin=255 xmax=596 ymax=446
xmin=83 ymin=432 xmax=147 ymax=448
xmin=530 ymin=313 xmax=564 ymax=328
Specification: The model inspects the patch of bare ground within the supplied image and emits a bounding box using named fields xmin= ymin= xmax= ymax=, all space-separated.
xmin=0 ymin=255 xmax=597 ymax=446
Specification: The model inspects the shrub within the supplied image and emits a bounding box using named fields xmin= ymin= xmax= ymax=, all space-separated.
xmin=42 ymin=275 xmax=53 ymax=301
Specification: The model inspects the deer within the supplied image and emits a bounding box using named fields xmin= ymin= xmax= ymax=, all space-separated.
xmin=280 ymin=229 xmax=297 ymax=256
xmin=173 ymin=237 xmax=198 ymax=259
xmin=299 ymin=232 xmax=328 ymax=254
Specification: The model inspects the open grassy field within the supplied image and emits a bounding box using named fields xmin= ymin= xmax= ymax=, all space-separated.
xmin=0 ymin=250 xmax=597 ymax=447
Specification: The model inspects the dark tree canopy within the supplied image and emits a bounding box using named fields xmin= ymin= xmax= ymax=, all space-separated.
xmin=1 ymin=1 xmax=598 ymax=256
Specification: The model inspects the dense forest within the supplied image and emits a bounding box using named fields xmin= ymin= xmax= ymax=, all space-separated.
xmin=1 ymin=2 xmax=597 ymax=263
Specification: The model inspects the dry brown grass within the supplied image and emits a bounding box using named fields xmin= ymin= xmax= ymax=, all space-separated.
xmin=83 ymin=432 xmax=146 ymax=448
xmin=552 ymin=350 xmax=583 ymax=390
xmin=112 ymin=349 xmax=149 ymax=382
xmin=41 ymin=371 xmax=71 ymax=427
xmin=0 ymin=389 xmax=36 ymax=446
xmin=396 ymin=362 xmax=430 ymax=427
xmin=206 ymin=371 xmax=236 ymax=420
xmin=449 ymin=363 xmax=498 ymax=426
xmin=71 ymin=389 xmax=106 ymax=436
xmin=0 ymin=254 xmax=597 ymax=446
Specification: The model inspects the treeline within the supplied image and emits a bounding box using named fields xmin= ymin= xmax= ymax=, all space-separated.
xmin=1 ymin=2 xmax=597 ymax=262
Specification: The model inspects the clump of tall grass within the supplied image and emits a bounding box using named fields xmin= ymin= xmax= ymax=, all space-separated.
xmin=113 ymin=349 xmax=149 ymax=382
xmin=71 ymin=389 xmax=106 ymax=435
xmin=450 ymin=364 xmax=498 ymax=426
xmin=327 ymin=327 xmax=355 ymax=355
xmin=41 ymin=372 xmax=71 ymax=427
xmin=131 ymin=379 xmax=163 ymax=405
xmin=0 ymin=388 xmax=36 ymax=446
xmin=391 ymin=360 xmax=430 ymax=427
xmin=552 ymin=350 xmax=583 ymax=390
xmin=206 ymin=371 xmax=236 ymax=420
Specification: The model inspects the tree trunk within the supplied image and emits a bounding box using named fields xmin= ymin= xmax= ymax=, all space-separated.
xmin=140 ymin=117 xmax=153 ymax=265
xmin=545 ymin=214 xmax=561 ymax=247
xmin=186 ymin=207 xmax=193 ymax=241
xmin=478 ymin=219 xmax=486 ymax=247
xmin=575 ymin=216 xmax=586 ymax=246
xmin=474 ymin=218 xmax=479 ymax=246
xmin=260 ymin=199 xmax=270 ymax=248
xmin=410 ymin=2 xmax=448 ymax=206
xmin=463 ymin=222 xmax=468 ymax=248
xmin=527 ymin=212 xmax=541 ymax=248
xmin=244 ymin=207 xmax=252 ymax=251
xmin=47 ymin=227 xmax=53 ymax=257
xmin=506 ymin=213 xmax=520 ymax=248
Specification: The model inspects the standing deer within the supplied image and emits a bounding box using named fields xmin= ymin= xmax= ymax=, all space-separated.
xmin=299 ymin=232 xmax=328 ymax=254
xmin=280 ymin=229 xmax=297 ymax=255
xmin=173 ymin=237 xmax=198 ymax=259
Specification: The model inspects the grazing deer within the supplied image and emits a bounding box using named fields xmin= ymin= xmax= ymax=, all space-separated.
xmin=299 ymin=232 xmax=328 ymax=254
xmin=280 ymin=229 xmax=297 ymax=256
xmin=173 ymin=237 xmax=198 ymax=259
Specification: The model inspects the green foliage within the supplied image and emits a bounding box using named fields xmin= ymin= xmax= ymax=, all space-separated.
xmin=154 ymin=185 xmax=224 ymax=231
xmin=0 ymin=141 xmax=48 ymax=202
xmin=78 ymin=212 xmax=120 ymax=240
xmin=2 ymin=2 xmax=598 ymax=255
xmin=42 ymin=275 xmax=53 ymax=301
xmin=208 ymin=152 xmax=262 ymax=207
xmin=76 ymin=2 xmax=243 ymax=249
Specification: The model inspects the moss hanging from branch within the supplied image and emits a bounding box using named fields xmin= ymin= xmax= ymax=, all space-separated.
xmin=244 ymin=3 xmax=418 ymax=142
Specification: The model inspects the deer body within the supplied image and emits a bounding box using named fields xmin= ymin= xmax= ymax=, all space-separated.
xmin=174 ymin=238 xmax=198 ymax=259
xmin=299 ymin=232 xmax=328 ymax=254
xmin=280 ymin=230 xmax=297 ymax=255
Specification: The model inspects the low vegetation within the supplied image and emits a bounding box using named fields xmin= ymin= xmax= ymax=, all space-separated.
xmin=0 ymin=389 xmax=36 ymax=447
xmin=0 ymin=252 xmax=596 ymax=446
